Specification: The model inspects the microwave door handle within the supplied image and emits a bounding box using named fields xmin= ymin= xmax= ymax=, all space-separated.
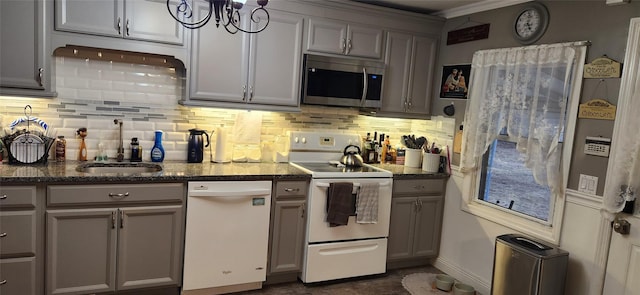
xmin=361 ymin=67 xmax=368 ymax=107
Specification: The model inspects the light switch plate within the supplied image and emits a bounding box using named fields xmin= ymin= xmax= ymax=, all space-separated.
xmin=578 ymin=174 xmax=598 ymax=195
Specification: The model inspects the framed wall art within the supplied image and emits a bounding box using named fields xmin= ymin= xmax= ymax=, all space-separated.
xmin=440 ymin=64 xmax=471 ymax=99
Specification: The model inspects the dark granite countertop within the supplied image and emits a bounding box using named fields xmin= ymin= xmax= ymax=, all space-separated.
xmin=0 ymin=161 xmax=448 ymax=184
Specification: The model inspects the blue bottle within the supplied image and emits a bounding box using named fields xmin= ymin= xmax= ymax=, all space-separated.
xmin=151 ymin=130 xmax=165 ymax=162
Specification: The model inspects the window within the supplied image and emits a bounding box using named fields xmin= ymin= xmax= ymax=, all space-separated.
xmin=460 ymin=42 xmax=588 ymax=242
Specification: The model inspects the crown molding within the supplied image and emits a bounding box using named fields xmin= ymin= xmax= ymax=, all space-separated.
xmin=433 ymin=0 xmax=534 ymax=19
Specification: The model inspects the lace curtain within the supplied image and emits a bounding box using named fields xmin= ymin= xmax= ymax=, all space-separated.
xmin=460 ymin=42 xmax=585 ymax=195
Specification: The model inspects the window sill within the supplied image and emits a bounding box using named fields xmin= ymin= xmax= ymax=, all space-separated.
xmin=453 ymin=165 xmax=563 ymax=245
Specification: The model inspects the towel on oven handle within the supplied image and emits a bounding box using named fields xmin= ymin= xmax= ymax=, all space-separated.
xmin=326 ymin=182 xmax=355 ymax=227
xmin=356 ymin=183 xmax=379 ymax=224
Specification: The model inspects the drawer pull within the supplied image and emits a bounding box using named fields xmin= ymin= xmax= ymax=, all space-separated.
xmin=0 ymin=279 xmax=6 ymax=285
xmin=0 ymin=194 xmax=6 ymax=200
xmin=284 ymin=188 xmax=300 ymax=192
xmin=108 ymin=192 xmax=129 ymax=199
xmin=0 ymin=233 xmax=6 ymax=238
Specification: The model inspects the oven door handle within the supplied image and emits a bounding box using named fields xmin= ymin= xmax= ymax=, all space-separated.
xmin=315 ymin=181 xmax=391 ymax=188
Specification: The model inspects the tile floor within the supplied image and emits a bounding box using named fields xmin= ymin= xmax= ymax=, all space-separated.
xmin=237 ymin=265 xmax=442 ymax=295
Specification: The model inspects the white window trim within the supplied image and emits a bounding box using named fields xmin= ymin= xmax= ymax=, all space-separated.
xmin=458 ymin=45 xmax=587 ymax=245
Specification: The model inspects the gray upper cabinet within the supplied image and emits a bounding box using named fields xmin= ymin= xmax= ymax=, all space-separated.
xmin=54 ymin=0 xmax=183 ymax=45
xmin=0 ymin=0 xmax=53 ymax=96
xmin=381 ymin=31 xmax=438 ymax=117
xmin=306 ymin=18 xmax=383 ymax=59
xmin=188 ymin=6 xmax=303 ymax=109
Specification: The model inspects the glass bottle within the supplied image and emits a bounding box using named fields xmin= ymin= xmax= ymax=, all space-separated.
xmin=150 ymin=130 xmax=165 ymax=162
xmin=130 ymin=137 xmax=142 ymax=162
xmin=55 ymin=136 xmax=66 ymax=162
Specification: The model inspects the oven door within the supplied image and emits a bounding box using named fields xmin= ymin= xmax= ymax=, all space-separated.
xmin=306 ymin=178 xmax=392 ymax=243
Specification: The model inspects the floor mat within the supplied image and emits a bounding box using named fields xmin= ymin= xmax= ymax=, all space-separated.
xmin=401 ymin=273 xmax=451 ymax=295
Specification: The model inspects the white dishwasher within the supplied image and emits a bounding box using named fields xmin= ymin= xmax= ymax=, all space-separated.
xmin=182 ymin=181 xmax=272 ymax=295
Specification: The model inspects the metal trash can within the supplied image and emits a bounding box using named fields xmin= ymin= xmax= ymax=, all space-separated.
xmin=491 ymin=234 xmax=568 ymax=295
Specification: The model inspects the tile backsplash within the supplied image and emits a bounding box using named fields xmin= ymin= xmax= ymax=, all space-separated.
xmin=0 ymin=55 xmax=454 ymax=162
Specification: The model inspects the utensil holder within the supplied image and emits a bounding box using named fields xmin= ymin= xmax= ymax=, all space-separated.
xmin=422 ymin=153 xmax=440 ymax=173
xmin=404 ymin=148 xmax=422 ymax=168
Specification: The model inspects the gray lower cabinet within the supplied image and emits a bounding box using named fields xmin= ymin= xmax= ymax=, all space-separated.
xmin=0 ymin=0 xmax=53 ymax=96
xmin=387 ymin=179 xmax=445 ymax=267
xmin=45 ymin=183 xmax=185 ymax=295
xmin=267 ymin=181 xmax=308 ymax=280
xmin=0 ymin=185 xmax=40 ymax=295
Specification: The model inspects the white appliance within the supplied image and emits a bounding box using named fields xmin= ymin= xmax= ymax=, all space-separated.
xmin=288 ymin=131 xmax=393 ymax=283
xmin=182 ymin=181 xmax=272 ymax=294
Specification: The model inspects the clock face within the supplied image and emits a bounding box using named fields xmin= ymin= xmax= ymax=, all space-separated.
xmin=512 ymin=3 xmax=549 ymax=45
xmin=515 ymin=9 xmax=541 ymax=38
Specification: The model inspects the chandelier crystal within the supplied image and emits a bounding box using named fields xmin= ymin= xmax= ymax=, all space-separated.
xmin=167 ymin=0 xmax=269 ymax=33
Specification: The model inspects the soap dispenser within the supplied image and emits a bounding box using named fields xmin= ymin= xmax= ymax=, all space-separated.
xmin=150 ymin=130 xmax=165 ymax=162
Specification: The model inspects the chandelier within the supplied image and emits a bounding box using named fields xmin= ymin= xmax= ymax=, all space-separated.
xmin=167 ymin=0 xmax=269 ymax=33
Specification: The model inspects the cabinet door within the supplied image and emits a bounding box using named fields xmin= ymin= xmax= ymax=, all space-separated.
xmin=117 ymin=206 xmax=183 ymax=290
xmin=249 ymin=11 xmax=303 ymax=106
xmin=0 ymin=211 xmax=35 ymax=257
xmin=189 ymin=2 xmax=248 ymax=103
xmin=406 ymin=36 xmax=438 ymax=115
xmin=413 ymin=195 xmax=444 ymax=258
xmin=269 ymin=199 xmax=306 ymax=273
xmin=381 ymin=31 xmax=413 ymax=113
xmin=0 ymin=257 xmax=36 ymax=295
xmin=387 ymin=197 xmax=417 ymax=261
xmin=54 ymin=0 xmax=123 ymax=37
xmin=46 ymin=208 xmax=117 ymax=295
xmin=306 ymin=18 xmax=346 ymax=55
xmin=346 ymin=25 xmax=383 ymax=59
xmin=0 ymin=0 xmax=46 ymax=90
xmin=125 ymin=0 xmax=184 ymax=44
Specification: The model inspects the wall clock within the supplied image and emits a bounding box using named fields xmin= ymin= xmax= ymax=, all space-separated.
xmin=512 ymin=2 xmax=550 ymax=45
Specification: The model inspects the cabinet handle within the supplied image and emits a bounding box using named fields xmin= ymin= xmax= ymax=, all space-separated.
xmin=0 ymin=279 xmax=6 ymax=285
xmin=37 ymin=68 xmax=44 ymax=87
xmin=301 ymin=207 xmax=305 ymax=219
xmin=347 ymin=39 xmax=352 ymax=54
xmin=111 ymin=211 xmax=116 ymax=229
xmin=117 ymin=17 xmax=122 ymax=35
xmin=126 ymin=19 xmax=130 ymax=36
xmin=0 ymin=233 xmax=7 ymax=238
xmin=407 ymin=100 xmax=412 ymax=109
xmin=249 ymin=85 xmax=254 ymax=101
xmin=284 ymin=188 xmax=299 ymax=192
xmin=0 ymin=194 xmax=6 ymax=200
xmin=340 ymin=38 xmax=346 ymax=53
xmin=242 ymin=85 xmax=247 ymax=101
xmin=418 ymin=199 xmax=423 ymax=211
xmin=108 ymin=192 xmax=129 ymax=199
xmin=120 ymin=210 xmax=124 ymax=228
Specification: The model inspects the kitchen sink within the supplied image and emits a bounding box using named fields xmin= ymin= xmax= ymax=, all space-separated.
xmin=76 ymin=162 xmax=163 ymax=174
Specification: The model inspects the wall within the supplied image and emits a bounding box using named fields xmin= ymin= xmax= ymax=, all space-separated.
xmin=0 ymin=55 xmax=455 ymax=162
xmin=432 ymin=2 xmax=640 ymax=295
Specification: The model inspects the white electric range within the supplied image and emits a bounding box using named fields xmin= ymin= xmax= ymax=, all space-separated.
xmin=288 ymin=131 xmax=393 ymax=283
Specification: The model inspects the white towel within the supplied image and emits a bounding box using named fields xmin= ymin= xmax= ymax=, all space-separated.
xmin=356 ymin=183 xmax=379 ymax=224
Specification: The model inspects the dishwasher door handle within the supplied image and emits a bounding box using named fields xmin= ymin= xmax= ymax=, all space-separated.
xmin=189 ymin=189 xmax=271 ymax=197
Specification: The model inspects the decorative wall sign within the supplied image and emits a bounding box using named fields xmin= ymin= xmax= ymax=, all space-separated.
xmin=440 ymin=64 xmax=471 ymax=99
xmin=584 ymin=56 xmax=622 ymax=78
xmin=579 ymin=99 xmax=617 ymax=120
xmin=447 ymin=23 xmax=490 ymax=45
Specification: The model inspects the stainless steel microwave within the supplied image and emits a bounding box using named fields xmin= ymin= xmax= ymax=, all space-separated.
xmin=301 ymin=54 xmax=385 ymax=108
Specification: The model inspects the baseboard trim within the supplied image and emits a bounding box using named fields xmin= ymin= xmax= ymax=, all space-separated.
xmin=433 ymin=256 xmax=491 ymax=295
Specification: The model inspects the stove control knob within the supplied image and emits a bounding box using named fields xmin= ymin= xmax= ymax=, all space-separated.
xmin=301 ymin=137 xmax=307 ymax=144
xmin=294 ymin=137 xmax=299 ymax=143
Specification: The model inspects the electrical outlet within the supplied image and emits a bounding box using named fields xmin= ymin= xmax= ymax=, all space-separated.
xmin=578 ymin=174 xmax=598 ymax=195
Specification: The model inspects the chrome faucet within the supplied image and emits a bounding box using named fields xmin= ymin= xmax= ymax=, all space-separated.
xmin=114 ymin=119 xmax=124 ymax=162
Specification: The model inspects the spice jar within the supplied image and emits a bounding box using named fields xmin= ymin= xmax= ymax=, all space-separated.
xmin=55 ymin=136 xmax=66 ymax=162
